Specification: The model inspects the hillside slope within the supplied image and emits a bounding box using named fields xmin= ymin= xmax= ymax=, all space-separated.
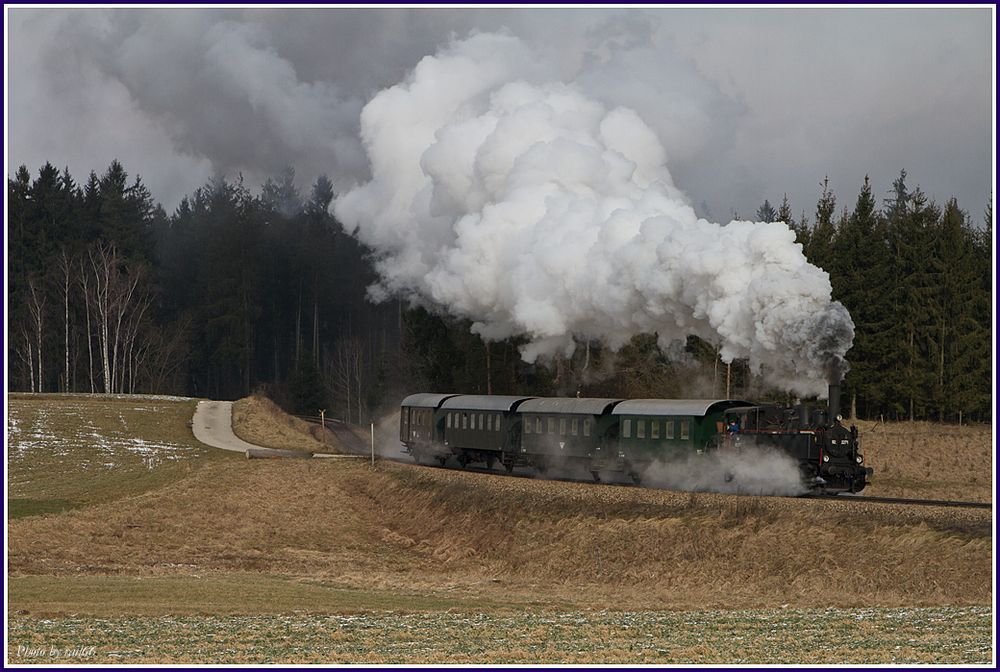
xmin=9 ymin=453 xmax=991 ymax=610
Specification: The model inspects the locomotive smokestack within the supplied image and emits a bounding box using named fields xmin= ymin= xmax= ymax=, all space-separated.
xmin=828 ymin=380 xmax=842 ymax=422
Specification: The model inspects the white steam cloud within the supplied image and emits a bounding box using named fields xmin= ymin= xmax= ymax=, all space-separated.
xmin=641 ymin=445 xmax=808 ymax=497
xmin=335 ymin=32 xmax=854 ymax=397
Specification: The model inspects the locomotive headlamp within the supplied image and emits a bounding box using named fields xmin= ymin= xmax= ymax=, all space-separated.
xmin=822 ymin=454 xmax=830 ymax=463
xmin=856 ymin=455 xmax=864 ymax=464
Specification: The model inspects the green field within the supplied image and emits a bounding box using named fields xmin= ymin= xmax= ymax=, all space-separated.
xmin=6 ymin=607 xmax=991 ymax=664
xmin=7 ymin=394 xmax=232 ymax=518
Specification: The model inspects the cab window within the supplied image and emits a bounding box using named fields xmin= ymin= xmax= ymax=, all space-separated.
xmin=680 ymin=420 xmax=690 ymax=440
xmin=623 ymin=418 xmax=631 ymax=438
xmin=583 ymin=419 xmax=591 ymax=436
xmin=547 ymin=418 xmax=555 ymax=434
xmin=571 ymin=418 xmax=579 ymax=436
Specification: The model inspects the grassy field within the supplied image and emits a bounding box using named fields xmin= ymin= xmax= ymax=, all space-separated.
xmin=7 ymin=394 xmax=232 ymax=518
xmin=231 ymin=395 xmax=336 ymax=454
xmin=6 ymin=607 xmax=991 ymax=664
xmin=6 ymin=394 xmax=994 ymax=663
xmin=855 ymin=419 xmax=993 ymax=502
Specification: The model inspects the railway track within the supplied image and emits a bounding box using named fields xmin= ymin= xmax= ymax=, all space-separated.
xmin=298 ymin=415 xmax=992 ymax=511
xmin=808 ymin=493 xmax=991 ymax=510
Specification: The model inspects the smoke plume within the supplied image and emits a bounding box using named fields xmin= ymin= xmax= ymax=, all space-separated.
xmin=335 ymin=32 xmax=854 ymax=397
xmin=640 ymin=444 xmax=808 ymax=497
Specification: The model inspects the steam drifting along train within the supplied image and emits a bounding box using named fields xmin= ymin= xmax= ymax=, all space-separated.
xmin=399 ymin=381 xmax=872 ymax=493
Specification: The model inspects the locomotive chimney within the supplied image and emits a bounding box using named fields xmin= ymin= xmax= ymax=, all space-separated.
xmin=828 ymin=379 xmax=842 ymax=422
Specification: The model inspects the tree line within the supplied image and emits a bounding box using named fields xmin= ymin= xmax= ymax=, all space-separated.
xmin=7 ymin=161 xmax=993 ymax=423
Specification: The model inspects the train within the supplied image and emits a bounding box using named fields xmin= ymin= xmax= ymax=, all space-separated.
xmin=399 ymin=381 xmax=872 ymax=494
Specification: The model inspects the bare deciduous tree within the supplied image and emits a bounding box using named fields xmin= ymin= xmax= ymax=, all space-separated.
xmin=83 ymin=243 xmax=153 ymax=394
xmin=25 ymin=277 xmax=46 ymax=392
xmin=328 ymin=337 xmax=366 ymax=424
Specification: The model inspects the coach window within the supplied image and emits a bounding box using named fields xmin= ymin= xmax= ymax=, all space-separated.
xmin=559 ymin=418 xmax=566 ymax=435
xmin=571 ymin=418 xmax=579 ymax=436
xmin=651 ymin=420 xmax=660 ymax=440
xmin=447 ymin=413 xmax=452 ymax=429
xmin=665 ymin=420 xmax=675 ymax=439
xmin=637 ymin=419 xmax=646 ymax=439
xmin=623 ymin=418 xmax=631 ymax=438
xmin=548 ymin=418 xmax=556 ymax=434
xmin=462 ymin=413 xmax=468 ymax=429
xmin=524 ymin=417 xmax=532 ymax=434
xmin=495 ymin=414 xmax=502 ymax=431
xmin=536 ymin=417 xmax=542 ymax=433
xmin=583 ymin=419 xmax=591 ymax=436
xmin=477 ymin=414 xmax=483 ymax=430
xmin=680 ymin=420 xmax=690 ymax=440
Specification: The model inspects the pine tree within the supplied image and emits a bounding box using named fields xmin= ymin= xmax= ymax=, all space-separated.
xmin=755 ymin=199 xmax=777 ymax=223
xmin=776 ymin=194 xmax=795 ymax=229
xmin=884 ymin=174 xmax=940 ymax=420
xmin=807 ymin=176 xmax=837 ymax=270
xmin=828 ymin=176 xmax=891 ymax=418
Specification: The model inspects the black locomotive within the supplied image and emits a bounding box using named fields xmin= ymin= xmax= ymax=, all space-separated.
xmin=399 ymin=381 xmax=871 ymax=494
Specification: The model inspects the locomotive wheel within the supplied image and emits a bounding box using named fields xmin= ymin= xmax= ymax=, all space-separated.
xmin=629 ymin=472 xmax=642 ymax=485
xmin=485 ymin=456 xmax=496 ymax=470
xmin=503 ymin=461 xmax=514 ymax=474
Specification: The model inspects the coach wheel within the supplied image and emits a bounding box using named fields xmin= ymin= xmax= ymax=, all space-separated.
xmin=590 ymin=470 xmax=601 ymax=483
xmin=436 ymin=456 xmax=447 ymax=467
xmin=458 ymin=453 xmax=470 ymax=468
xmin=485 ymin=456 xmax=496 ymax=470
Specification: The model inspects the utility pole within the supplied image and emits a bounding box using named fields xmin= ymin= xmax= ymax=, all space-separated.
xmin=319 ymin=409 xmax=326 ymax=446
xmin=370 ymin=422 xmax=375 ymax=469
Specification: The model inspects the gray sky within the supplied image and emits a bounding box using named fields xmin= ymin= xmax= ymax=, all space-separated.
xmin=6 ymin=7 xmax=994 ymax=223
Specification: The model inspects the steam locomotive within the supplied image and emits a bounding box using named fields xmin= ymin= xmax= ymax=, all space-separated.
xmin=399 ymin=381 xmax=871 ymax=494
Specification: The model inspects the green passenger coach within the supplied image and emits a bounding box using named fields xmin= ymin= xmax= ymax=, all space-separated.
xmin=517 ymin=397 xmax=623 ymax=478
xmin=612 ymin=399 xmax=752 ymax=481
xmin=440 ymin=395 xmax=534 ymax=470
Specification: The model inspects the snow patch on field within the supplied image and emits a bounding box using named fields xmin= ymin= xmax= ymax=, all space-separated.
xmin=7 ymin=398 xmax=202 ymax=474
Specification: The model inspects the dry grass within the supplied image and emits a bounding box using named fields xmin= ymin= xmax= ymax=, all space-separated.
xmin=6 ymin=395 xmax=994 ymax=663
xmin=854 ymin=420 xmax=993 ymax=502
xmin=8 ymin=456 xmax=991 ymax=611
xmin=231 ymin=395 xmax=340 ymax=453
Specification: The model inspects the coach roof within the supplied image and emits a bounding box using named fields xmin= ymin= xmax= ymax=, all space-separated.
xmin=517 ymin=397 xmax=624 ymax=415
xmin=441 ymin=395 xmax=535 ymax=412
xmin=612 ymin=399 xmax=753 ymax=417
xmin=400 ymin=393 xmax=460 ymax=408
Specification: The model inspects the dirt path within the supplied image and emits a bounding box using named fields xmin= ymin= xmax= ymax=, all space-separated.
xmin=192 ymin=400 xmax=270 ymax=454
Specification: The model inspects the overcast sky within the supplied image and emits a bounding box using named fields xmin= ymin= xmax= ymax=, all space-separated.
xmin=5 ymin=7 xmax=994 ymax=223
